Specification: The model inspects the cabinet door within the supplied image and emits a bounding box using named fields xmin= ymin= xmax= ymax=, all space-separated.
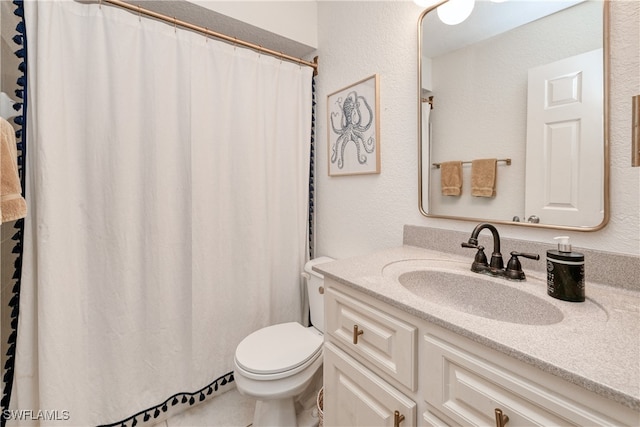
xmin=325 ymin=286 xmax=417 ymax=390
xmin=324 ymin=342 xmax=416 ymax=427
xmin=423 ymin=332 xmax=634 ymax=426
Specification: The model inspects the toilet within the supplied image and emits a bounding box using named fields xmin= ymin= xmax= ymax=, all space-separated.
xmin=233 ymin=256 xmax=334 ymax=427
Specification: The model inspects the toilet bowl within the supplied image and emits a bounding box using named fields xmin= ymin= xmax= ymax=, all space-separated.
xmin=233 ymin=257 xmax=334 ymax=427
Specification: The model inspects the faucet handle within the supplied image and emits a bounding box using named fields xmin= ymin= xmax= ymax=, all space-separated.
xmin=470 ymin=246 xmax=489 ymax=272
xmin=505 ymin=251 xmax=540 ymax=281
xmin=462 ymin=241 xmax=489 ymax=272
xmin=510 ymin=251 xmax=540 ymax=261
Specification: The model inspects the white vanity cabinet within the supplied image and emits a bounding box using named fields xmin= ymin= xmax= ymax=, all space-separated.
xmin=422 ymin=325 xmax=639 ymax=426
xmin=323 ymin=280 xmax=418 ymax=426
xmin=323 ymin=279 xmax=640 ymax=427
xmin=324 ymin=343 xmax=417 ymax=427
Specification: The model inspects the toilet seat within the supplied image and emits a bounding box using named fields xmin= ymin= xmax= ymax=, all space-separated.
xmin=234 ymin=322 xmax=323 ymax=380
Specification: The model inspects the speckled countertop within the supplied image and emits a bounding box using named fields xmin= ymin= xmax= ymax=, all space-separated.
xmin=314 ymin=245 xmax=640 ymax=412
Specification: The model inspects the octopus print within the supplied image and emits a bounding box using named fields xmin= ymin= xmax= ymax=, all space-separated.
xmin=330 ymin=90 xmax=376 ymax=169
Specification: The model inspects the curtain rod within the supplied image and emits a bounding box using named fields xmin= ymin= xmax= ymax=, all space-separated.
xmin=100 ymin=0 xmax=319 ymax=75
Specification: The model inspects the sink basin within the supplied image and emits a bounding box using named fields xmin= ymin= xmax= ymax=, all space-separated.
xmin=397 ymin=269 xmax=564 ymax=325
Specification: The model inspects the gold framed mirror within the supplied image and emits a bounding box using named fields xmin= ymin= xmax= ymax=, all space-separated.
xmin=418 ymin=0 xmax=609 ymax=231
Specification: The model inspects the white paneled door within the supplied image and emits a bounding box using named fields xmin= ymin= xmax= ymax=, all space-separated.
xmin=525 ymin=48 xmax=603 ymax=227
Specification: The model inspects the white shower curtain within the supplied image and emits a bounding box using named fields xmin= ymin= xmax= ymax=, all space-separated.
xmin=12 ymin=1 xmax=313 ymax=425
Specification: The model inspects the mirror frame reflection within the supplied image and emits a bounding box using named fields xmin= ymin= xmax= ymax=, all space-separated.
xmin=417 ymin=0 xmax=610 ymax=231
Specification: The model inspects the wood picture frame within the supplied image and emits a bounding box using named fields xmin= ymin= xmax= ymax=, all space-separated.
xmin=327 ymin=74 xmax=380 ymax=176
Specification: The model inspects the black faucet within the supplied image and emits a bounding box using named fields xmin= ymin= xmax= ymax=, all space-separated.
xmin=462 ymin=223 xmax=504 ymax=273
xmin=462 ymin=223 xmax=539 ymax=280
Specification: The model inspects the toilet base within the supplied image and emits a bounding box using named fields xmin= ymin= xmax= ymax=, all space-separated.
xmin=236 ymin=361 xmax=323 ymax=427
xmin=253 ymin=398 xmax=297 ymax=427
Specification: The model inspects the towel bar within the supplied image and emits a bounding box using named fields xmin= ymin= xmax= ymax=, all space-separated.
xmin=432 ymin=158 xmax=511 ymax=169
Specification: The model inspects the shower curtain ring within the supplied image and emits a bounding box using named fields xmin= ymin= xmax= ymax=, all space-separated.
xmin=137 ymin=5 xmax=141 ymax=22
xmin=205 ymin=28 xmax=209 ymax=43
xmin=174 ymin=17 xmax=177 ymax=33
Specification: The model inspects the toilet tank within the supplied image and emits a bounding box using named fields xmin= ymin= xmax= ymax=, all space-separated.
xmin=303 ymin=256 xmax=334 ymax=333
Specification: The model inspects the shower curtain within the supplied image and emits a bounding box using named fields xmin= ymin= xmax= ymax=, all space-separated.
xmin=11 ymin=1 xmax=313 ymax=425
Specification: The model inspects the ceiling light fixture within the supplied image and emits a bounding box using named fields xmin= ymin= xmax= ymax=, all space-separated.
xmin=437 ymin=0 xmax=475 ymax=25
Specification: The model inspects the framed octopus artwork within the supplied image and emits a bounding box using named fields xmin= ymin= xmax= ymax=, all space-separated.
xmin=327 ymin=74 xmax=380 ymax=176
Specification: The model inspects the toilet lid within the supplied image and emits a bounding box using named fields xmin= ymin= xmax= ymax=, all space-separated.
xmin=235 ymin=322 xmax=323 ymax=375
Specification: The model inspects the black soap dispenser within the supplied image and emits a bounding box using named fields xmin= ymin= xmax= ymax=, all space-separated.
xmin=546 ymin=236 xmax=585 ymax=302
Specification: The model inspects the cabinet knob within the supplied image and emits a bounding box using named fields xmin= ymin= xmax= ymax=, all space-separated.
xmin=352 ymin=324 xmax=364 ymax=344
xmin=495 ymin=408 xmax=509 ymax=427
xmin=394 ymin=410 xmax=405 ymax=427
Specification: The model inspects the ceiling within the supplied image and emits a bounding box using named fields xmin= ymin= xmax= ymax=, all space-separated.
xmin=422 ymin=0 xmax=584 ymax=58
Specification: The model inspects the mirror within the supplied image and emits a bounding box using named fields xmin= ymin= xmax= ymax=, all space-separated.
xmin=418 ymin=0 xmax=609 ymax=231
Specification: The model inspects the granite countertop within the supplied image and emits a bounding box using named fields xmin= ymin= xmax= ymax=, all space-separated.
xmin=314 ymin=245 xmax=640 ymax=412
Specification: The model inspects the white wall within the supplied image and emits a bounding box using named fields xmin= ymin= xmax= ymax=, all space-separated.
xmin=315 ymin=1 xmax=422 ymax=257
xmin=120 ymin=0 xmax=317 ymax=60
xmin=194 ymin=0 xmax=318 ymax=49
xmin=315 ymin=1 xmax=640 ymax=258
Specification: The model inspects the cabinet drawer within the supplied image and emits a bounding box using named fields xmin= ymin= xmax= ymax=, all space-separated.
xmin=325 ymin=286 xmax=417 ymax=390
xmin=423 ymin=333 xmax=628 ymax=426
xmin=324 ymin=342 xmax=416 ymax=427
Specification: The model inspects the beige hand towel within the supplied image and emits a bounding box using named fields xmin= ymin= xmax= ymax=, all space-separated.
xmin=471 ymin=158 xmax=497 ymax=197
xmin=440 ymin=161 xmax=462 ymax=196
xmin=0 ymin=117 xmax=27 ymax=223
